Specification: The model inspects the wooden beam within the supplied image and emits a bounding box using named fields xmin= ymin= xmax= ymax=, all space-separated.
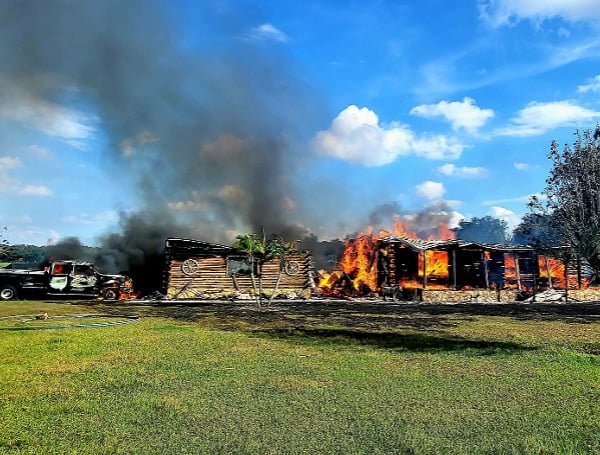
xmin=514 ymin=252 xmax=521 ymax=291
xmin=544 ymin=255 xmax=553 ymax=289
xmin=422 ymin=251 xmax=427 ymax=289
xmin=452 ymin=249 xmax=457 ymax=290
xmin=482 ymin=251 xmax=489 ymax=290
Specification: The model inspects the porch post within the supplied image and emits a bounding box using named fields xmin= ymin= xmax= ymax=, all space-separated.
xmin=422 ymin=250 xmax=427 ymax=289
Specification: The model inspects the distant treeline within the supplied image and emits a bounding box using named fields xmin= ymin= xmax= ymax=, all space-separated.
xmin=0 ymin=242 xmax=103 ymax=269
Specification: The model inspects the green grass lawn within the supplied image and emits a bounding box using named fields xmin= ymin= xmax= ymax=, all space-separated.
xmin=1 ymin=300 xmax=599 ymax=454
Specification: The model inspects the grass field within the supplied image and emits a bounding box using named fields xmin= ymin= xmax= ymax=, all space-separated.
xmin=1 ymin=299 xmax=599 ymax=454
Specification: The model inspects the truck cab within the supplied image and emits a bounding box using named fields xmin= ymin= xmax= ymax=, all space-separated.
xmin=0 ymin=260 xmax=135 ymax=301
xmin=46 ymin=261 xmax=133 ymax=300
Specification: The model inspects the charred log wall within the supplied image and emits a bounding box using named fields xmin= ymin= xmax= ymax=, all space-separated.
xmin=390 ymin=245 xmax=419 ymax=284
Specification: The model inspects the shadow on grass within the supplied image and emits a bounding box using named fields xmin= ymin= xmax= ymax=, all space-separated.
xmin=70 ymin=299 xmax=600 ymax=336
xmin=250 ymin=327 xmax=534 ymax=355
xmin=91 ymin=301 xmax=469 ymax=333
xmin=388 ymin=301 xmax=600 ymax=324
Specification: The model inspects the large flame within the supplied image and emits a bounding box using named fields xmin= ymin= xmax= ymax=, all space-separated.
xmin=420 ymin=250 xmax=449 ymax=278
xmin=317 ymin=219 xmax=455 ymax=296
xmin=538 ymin=255 xmax=591 ymax=289
xmin=317 ymin=218 xmax=590 ymax=297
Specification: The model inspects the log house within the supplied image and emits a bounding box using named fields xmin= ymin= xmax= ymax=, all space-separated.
xmin=164 ymin=238 xmax=315 ymax=300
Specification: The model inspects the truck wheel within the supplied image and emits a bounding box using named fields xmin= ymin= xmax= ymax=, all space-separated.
xmin=0 ymin=285 xmax=18 ymax=301
xmin=102 ymin=288 xmax=120 ymax=301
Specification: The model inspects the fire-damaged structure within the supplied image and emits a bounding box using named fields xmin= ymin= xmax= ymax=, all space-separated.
xmin=163 ymin=238 xmax=316 ymax=300
xmin=374 ymin=236 xmax=593 ymax=301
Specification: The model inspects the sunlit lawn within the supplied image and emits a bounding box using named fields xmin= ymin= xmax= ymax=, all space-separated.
xmin=1 ymin=300 xmax=599 ymax=454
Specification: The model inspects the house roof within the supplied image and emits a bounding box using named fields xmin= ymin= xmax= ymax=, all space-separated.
xmin=164 ymin=238 xmax=236 ymax=257
xmin=164 ymin=237 xmax=311 ymax=258
xmin=377 ymin=236 xmax=534 ymax=252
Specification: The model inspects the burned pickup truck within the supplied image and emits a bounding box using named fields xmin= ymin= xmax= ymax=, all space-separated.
xmin=0 ymin=260 xmax=135 ymax=301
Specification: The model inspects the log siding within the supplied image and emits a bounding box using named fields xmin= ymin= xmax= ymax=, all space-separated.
xmin=164 ymin=238 xmax=314 ymax=300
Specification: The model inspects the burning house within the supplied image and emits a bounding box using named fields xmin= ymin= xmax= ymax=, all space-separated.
xmin=163 ymin=238 xmax=315 ymax=300
xmin=318 ymin=232 xmax=595 ymax=302
xmin=375 ymin=236 xmax=592 ymax=300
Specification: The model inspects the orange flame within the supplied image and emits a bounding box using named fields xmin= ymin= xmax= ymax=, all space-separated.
xmin=338 ymin=233 xmax=379 ymax=291
xmin=316 ymin=218 xmax=591 ymax=296
xmin=419 ymin=250 xmax=449 ymax=278
xmin=537 ymin=255 xmax=591 ymax=289
xmin=318 ymin=219 xmax=455 ymax=295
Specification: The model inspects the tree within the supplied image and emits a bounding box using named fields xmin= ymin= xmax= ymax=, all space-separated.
xmin=232 ymin=231 xmax=296 ymax=307
xmin=529 ymin=126 xmax=600 ymax=272
xmin=263 ymin=235 xmax=296 ymax=305
xmin=6 ymin=244 xmax=46 ymax=265
xmin=512 ymin=213 xmax=561 ymax=248
xmin=232 ymin=232 xmax=264 ymax=306
xmin=0 ymin=226 xmax=8 ymax=262
xmin=454 ymin=216 xmax=509 ymax=244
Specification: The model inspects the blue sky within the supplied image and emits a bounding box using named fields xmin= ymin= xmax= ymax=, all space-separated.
xmin=2 ymin=0 xmax=600 ymax=246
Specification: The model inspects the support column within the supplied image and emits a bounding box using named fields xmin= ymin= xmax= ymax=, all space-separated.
xmin=452 ymin=249 xmax=457 ymax=290
xmin=514 ymin=252 xmax=521 ymax=291
xmin=422 ymin=251 xmax=427 ymax=289
xmin=482 ymin=251 xmax=489 ymax=289
xmin=544 ymin=255 xmax=553 ymax=289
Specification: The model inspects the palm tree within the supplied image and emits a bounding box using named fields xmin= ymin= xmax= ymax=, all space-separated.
xmin=232 ymin=231 xmax=297 ymax=307
xmin=232 ymin=232 xmax=265 ymax=307
xmin=264 ymin=235 xmax=296 ymax=305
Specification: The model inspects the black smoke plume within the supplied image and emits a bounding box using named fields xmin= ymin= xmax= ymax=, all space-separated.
xmin=2 ymin=1 xmax=462 ymax=294
xmin=1 ymin=0 xmax=324 ymax=293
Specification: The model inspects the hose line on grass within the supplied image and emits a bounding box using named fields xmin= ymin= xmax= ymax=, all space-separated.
xmin=0 ymin=313 xmax=140 ymax=331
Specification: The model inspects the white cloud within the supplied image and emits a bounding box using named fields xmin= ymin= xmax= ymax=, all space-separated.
xmin=0 ymin=85 xmax=96 ymax=142
xmin=61 ymin=211 xmax=119 ymax=225
xmin=438 ymin=163 xmax=488 ymax=178
xmin=415 ymin=181 xmax=446 ymax=200
xmin=247 ymin=23 xmax=289 ymax=43
xmin=46 ymin=229 xmax=62 ymax=246
xmin=495 ymin=100 xmax=600 ymax=137
xmin=514 ymin=162 xmax=531 ymax=170
xmin=0 ymin=156 xmax=53 ymax=199
xmin=411 ymin=134 xmax=467 ymax=160
xmin=448 ymin=210 xmax=466 ymax=229
xmin=0 ymin=156 xmax=21 ymax=170
xmin=0 ymin=214 xmax=33 ymax=224
xmin=577 ymin=75 xmax=600 ymax=93
xmin=313 ymin=105 xmax=467 ymax=166
xmin=415 ymin=35 xmax=600 ymax=99
xmin=444 ymin=199 xmax=463 ymax=208
xmin=479 ymin=0 xmax=600 ymax=27
xmin=27 ymin=145 xmax=53 ymax=157
xmin=21 ymin=185 xmax=52 ymax=196
xmin=410 ymin=97 xmax=494 ymax=133
xmin=488 ymin=206 xmax=521 ymax=230
xmin=483 ymin=193 xmax=542 ymax=205
xmin=0 ymin=173 xmax=52 ymax=197
xmin=558 ymin=27 xmax=571 ymax=37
